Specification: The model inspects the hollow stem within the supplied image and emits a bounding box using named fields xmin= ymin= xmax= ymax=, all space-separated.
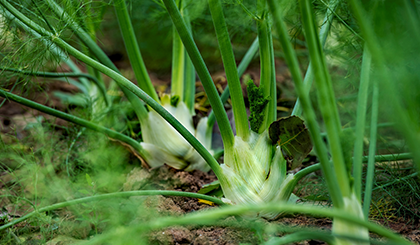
xmin=361 ymin=153 xmax=412 ymax=162
xmin=172 ymin=20 xmax=185 ymax=100
xmin=352 ymin=46 xmax=372 ymax=201
xmin=299 ymin=0 xmax=350 ymax=198
xmin=291 ymin=0 xmax=338 ymax=116
xmin=257 ymin=17 xmax=276 ymax=133
xmin=183 ymin=8 xmax=196 ymax=114
xmin=294 ymin=163 xmax=321 ymax=182
xmin=363 ymin=78 xmax=379 ymax=218
xmin=113 ymin=0 xmax=159 ymax=102
xmin=207 ymin=37 xmax=259 ymax=127
xmin=208 ymin=0 xmax=249 ymax=140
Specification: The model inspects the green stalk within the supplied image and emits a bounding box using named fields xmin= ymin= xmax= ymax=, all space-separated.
xmin=363 ymin=79 xmax=379 ymax=218
xmin=294 ymin=163 xmax=321 ymax=182
xmin=361 ymin=153 xmax=412 ymax=163
xmin=0 ymin=0 xmax=225 ymax=179
xmin=183 ymin=8 xmax=196 ymax=113
xmin=113 ymin=0 xmax=159 ymax=102
xmin=0 ymin=190 xmax=226 ymax=231
xmin=1 ymin=67 xmax=108 ymax=105
xmin=267 ymin=0 xmax=344 ymax=208
xmin=347 ymin=0 xmax=420 ymax=172
xmin=78 ymin=203 xmax=412 ymax=245
xmin=172 ymin=25 xmax=185 ymax=100
xmin=63 ymin=59 xmax=91 ymax=89
xmin=44 ymin=0 xmax=148 ymax=121
xmin=0 ymin=90 xmax=142 ymax=153
xmin=257 ymin=18 xmax=276 ymax=133
xmin=237 ymin=37 xmax=259 ymax=77
xmin=208 ymin=0 xmax=249 ymax=140
xmin=162 ymin=0 xmax=234 ymax=151
xmin=184 ymin=50 xmax=196 ymax=113
xmin=268 ymin=25 xmax=276 ymax=121
xmin=291 ymin=0 xmax=338 ymax=116
xmin=299 ymin=0 xmax=350 ymax=198
xmin=207 ymin=37 xmax=259 ymax=127
xmin=352 ymin=46 xmax=372 ymax=201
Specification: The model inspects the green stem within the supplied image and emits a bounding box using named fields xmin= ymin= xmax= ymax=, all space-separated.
xmin=0 ymin=0 xmax=224 ymax=179
xmin=237 ymin=37 xmax=259 ymax=77
xmin=213 ymin=148 xmax=224 ymax=160
xmin=1 ymin=67 xmax=108 ymax=106
xmin=63 ymin=59 xmax=91 ymax=89
xmin=268 ymin=24 xmax=276 ymax=124
xmin=113 ymin=0 xmax=159 ymax=102
xmin=294 ymin=163 xmax=321 ymax=182
xmin=291 ymin=0 xmax=338 ymax=116
xmin=184 ymin=51 xmax=196 ymax=113
xmin=267 ymin=0 xmax=344 ymax=208
xmin=182 ymin=8 xmax=196 ymax=114
xmin=0 ymin=190 xmax=226 ymax=231
xmin=257 ymin=18 xmax=276 ymax=133
xmin=172 ymin=25 xmax=185 ymax=100
xmin=361 ymin=153 xmax=412 ymax=163
xmin=208 ymin=0 xmax=249 ymax=140
xmin=353 ymin=46 xmax=372 ymax=201
xmin=299 ymin=0 xmax=350 ymax=198
xmin=0 ymin=90 xmax=141 ymax=153
xmin=162 ymin=0 xmax=234 ymax=151
xmin=363 ymin=78 xmax=379 ymax=218
xmin=207 ymin=37 xmax=259 ymax=127
xmin=236 ymin=0 xmax=260 ymax=20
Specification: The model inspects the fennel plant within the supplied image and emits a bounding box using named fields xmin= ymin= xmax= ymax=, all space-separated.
xmin=0 ymin=0 xmax=418 ymax=244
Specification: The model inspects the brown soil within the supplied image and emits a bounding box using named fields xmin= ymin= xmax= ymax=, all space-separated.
xmin=0 ymin=78 xmax=78 ymax=137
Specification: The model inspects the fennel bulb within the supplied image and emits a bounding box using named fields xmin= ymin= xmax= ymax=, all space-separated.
xmin=219 ymin=131 xmax=297 ymax=219
xmin=139 ymin=95 xmax=213 ymax=172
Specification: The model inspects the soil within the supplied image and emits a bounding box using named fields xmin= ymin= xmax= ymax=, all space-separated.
xmin=0 ymin=79 xmax=77 ymax=137
xmin=1 ymin=63 xmax=419 ymax=245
